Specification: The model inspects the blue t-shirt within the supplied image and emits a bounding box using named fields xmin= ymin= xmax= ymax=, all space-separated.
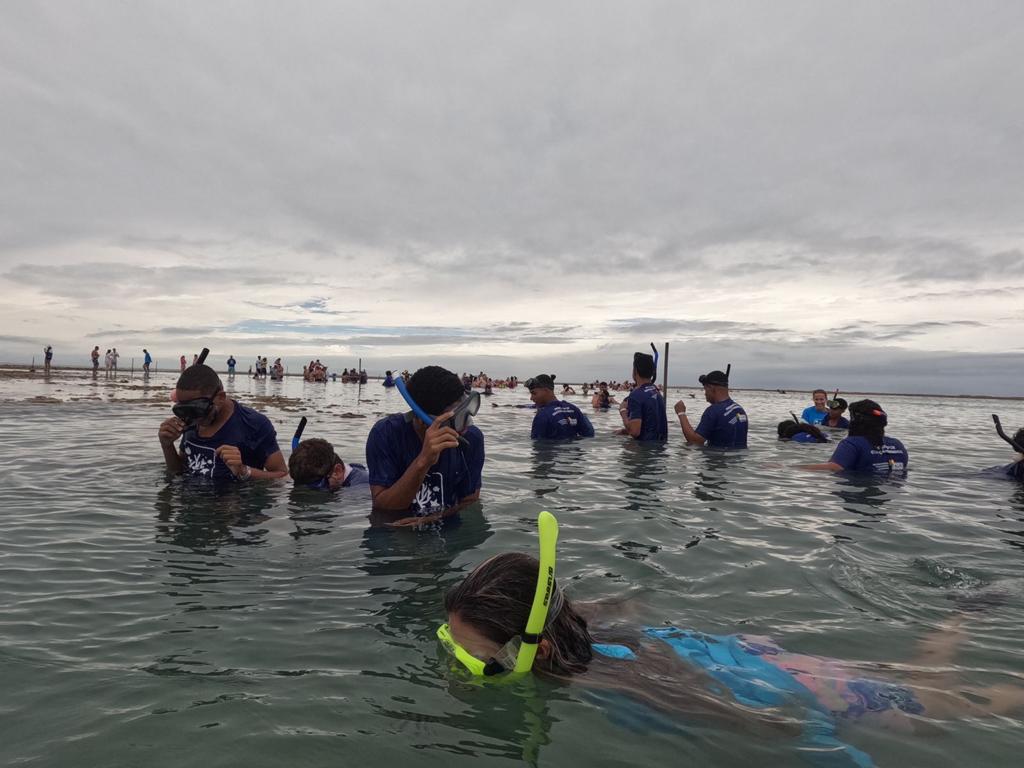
xmin=343 ymin=463 xmax=370 ymax=487
xmin=801 ymin=406 xmax=828 ymax=425
xmin=1004 ymin=462 xmax=1024 ymax=482
xmin=144 ymin=352 xmax=152 ymax=365
xmin=531 ymin=400 xmax=595 ymax=440
xmin=227 ymin=357 xmax=236 ymax=368
xmin=365 ymin=413 xmax=484 ymax=515
xmin=625 ymin=383 xmax=668 ymax=441
xmin=790 ymin=431 xmax=828 ymax=443
xmin=821 ymin=416 xmax=850 ymax=429
xmin=180 ymin=401 xmax=281 ymax=482
xmin=829 ymin=435 xmax=908 ymax=473
xmin=695 ymin=399 xmax=748 ymax=448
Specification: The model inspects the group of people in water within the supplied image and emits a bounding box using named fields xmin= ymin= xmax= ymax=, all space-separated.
xmin=156 ymin=349 xmax=1023 ymax=764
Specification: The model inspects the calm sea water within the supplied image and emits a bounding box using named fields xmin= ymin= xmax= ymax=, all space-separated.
xmin=1 ymin=370 xmax=1022 ymax=767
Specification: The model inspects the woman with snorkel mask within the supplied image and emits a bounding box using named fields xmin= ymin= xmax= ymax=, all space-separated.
xmin=440 ymin=512 xmax=1024 ymax=768
xmin=365 ymin=365 xmax=483 ymax=527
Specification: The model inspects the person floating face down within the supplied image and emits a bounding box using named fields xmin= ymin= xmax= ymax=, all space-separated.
xmin=289 ymin=437 xmax=369 ymax=490
xmin=618 ymin=352 xmax=667 ymax=440
xmin=365 ymin=365 xmax=484 ymax=526
xmin=801 ymin=399 xmax=908 ymax=473
xmin=158 ymin=362 xmax=289 ymax=482
xmin=996 ymin=426 xmax=1024 ymax=482
xmin=821 ymin=397 xmax=850 ymax=429
xmin=527 ymin=374 xmax=595 ymax=440
xmin=777 ymin=420 xmax=829 ymax=443
xmin=674 ymin=369 xmax=748 ymax=448
xmin=801 ymin=390 xmax=829 ymax=425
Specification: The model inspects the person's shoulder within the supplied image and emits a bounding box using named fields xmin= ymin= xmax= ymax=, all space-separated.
xmin=232 ymin=401 xmax=274 ymax=429
xmin=885 ymin=436 xmax=908 ymax=450
xmin=370 ymin=412 xmax=406 ymax=433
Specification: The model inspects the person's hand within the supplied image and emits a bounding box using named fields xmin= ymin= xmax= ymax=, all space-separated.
xmin=158 ymin=416 xmax=185 ymax=446
xmin=386 ymin=511 xmax=444 ymax=529
xmin=215 ymin=445 xmax=247 ymax=478
xmin=418 ymin=412 xmax=461 ymax=465
xmin=674 ymin=400 xmax=686 ymax=415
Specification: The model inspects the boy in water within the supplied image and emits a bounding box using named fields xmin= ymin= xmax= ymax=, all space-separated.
xmin=289 ymin=438 xmax=369 ymax=489
xmin=675 ymin=369 xmax=748 ymax=448
xmin=365 ymin=365 xmax=484 ymax=526
xmin=158 ymin=362 xmax=288 ymax=481
xmin=527 ymin=374 xmax=594 ymax=440
xmin=618 ymin=352 xmax=667 ymax=440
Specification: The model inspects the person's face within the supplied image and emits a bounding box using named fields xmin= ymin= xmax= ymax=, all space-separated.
xmin=813 ymin=392 xmax=827 ymax=409
xmin=173 ymin=387 xmax=225 ymax=426
xmin=448 ymin=612 xmax=503 ymax=662
xmin=530 ymin=387 xmax=553 ymax=405
xmin=704 ymin=384 xmax=715 ymax=403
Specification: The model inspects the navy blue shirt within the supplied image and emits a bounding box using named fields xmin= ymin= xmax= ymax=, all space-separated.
xmin=625 ymin=383 xmax=668 ymax=441
xmin=829 ymin=435 xmax=908 ymax=473
xmin=790 ymin=431 xmax=828 ymax=443
xmin=821 ymin=416 xmax=850 ymax=429
xmin=365 ymin=413 xmax=484 ymax=515
xmin=695 ymin=399 xmax=748 ymax=448
xmin=181 ymin=401 xmax=281 ymax=482
xmin=531 ymin=400 xmax=595 ymax=440
xmin=1004 ymin=461 xmax=1024 ymax=482
xmin=343 ymin=463 xmax=370 ymax=487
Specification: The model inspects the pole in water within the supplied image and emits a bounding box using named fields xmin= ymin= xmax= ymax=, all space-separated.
xmin=663 ymin=342 xmax=670 ymax=401
xmin=196 ymin=348 xmax=209 ymax=366
xmin=992 ymin=414 xmax=1024 ymax=453
xmin=292 ymin=416 xmax=308 ymax=451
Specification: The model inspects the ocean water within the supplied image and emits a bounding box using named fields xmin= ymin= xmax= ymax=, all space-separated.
xmin=1 ymin=369 xmax=1022 ymax=767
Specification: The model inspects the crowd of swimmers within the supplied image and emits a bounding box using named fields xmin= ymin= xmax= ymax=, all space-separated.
xmin=156 ymin=350 xmax=1024 ymax=763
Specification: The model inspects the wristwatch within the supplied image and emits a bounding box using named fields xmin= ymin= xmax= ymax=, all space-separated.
xmin=239 ymin=465 xmax=252 ymax=480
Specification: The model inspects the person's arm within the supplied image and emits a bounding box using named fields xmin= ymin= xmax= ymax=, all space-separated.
xmin=800 ymin=461 xmax=843 ymax=472
xmin=158 ymin=416 xmax=185 ymax=474
xmin=376 ymin=490 xmax=480 ymax=528
xmin=215 ymin=446 xmax=289 ymax=480
xmin=673 ymin=401 xmax=706 ymax=446
xmin=577 ymin=410 xmax=595 ymax=438
xmin=800 ymin=439 xmax=852 ymax=472
xmin=617 ymin=396 xmax=642 ymax=437
xmin=371 ymin=413 xmax=460 ymax=511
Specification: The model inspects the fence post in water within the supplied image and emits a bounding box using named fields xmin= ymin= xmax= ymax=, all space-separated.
xmin=131 ymin=358 xmax=134 ymax=378
xmin=663 ymin=342 xmax=670 ymax=404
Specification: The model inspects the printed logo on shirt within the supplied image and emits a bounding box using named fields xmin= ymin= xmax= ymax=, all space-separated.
xmin=412 ymin=471 xmax=445 ymax=514
xmin=183 ymin=440 xmax=217 ymax=477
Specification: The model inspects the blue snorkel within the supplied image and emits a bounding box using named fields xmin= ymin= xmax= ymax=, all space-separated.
xmin=396 ymin=376 xmax=470 ymax=448
xmin=292 ymin=416 xmax=308 ymax=452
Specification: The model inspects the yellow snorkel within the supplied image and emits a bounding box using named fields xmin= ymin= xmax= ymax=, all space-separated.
xmin=437 ymin=510 xmax=560 ymax=679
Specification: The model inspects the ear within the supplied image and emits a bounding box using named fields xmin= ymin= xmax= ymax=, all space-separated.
xmin=331 ymin=462 xmax=346 ymax=480
xmin=536 ymin=638 xmax=553 ymax=660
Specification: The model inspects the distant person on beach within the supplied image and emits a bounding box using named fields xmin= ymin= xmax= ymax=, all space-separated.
xmin=111 ymin=348 xmax=119 ymax=372
xmin=143 ymin=349 xmax=152 ymax=373
xmin=179 ymin=355 xmax=187 ymax=372
xmin=289 ymin=438 xmax=369 ymax=489
xmin=800 ymin=390 xmax=829 ymax=425
xmin=674 ymin=369 xmax=748 ymax=449
xmin=527 ymin=374 xmax=594 ymax=440
xmin=777 ymin=420 xmax=829 ymax=443
xmin=618 ymin=352 xmax=667 ymax=441
xmin=227 ymin=355 xmax=236 ymax=376
xmin=801 ymin=399 xmax=907 ymax=473
xmin=821 ymin=397 xmax=850 ymax=429
xmin=43 ymin=345 xmax=53 ymax=373
xmin=158 ymin=362 xmax=288 ymax=482
xmin=91 ymin=346 xmax=100 ymax=372
xmin=104 ymin=349 xmax=113 ymax=378
xmin=365 ymin=365 xmax=483 ymax=525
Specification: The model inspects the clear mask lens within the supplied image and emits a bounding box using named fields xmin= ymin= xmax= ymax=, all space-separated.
xmin=448 ymin=392 xmax=481 ymax=432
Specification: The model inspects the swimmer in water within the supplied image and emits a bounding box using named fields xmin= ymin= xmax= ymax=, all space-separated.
xmin=800 ymin=389 xmax=829 ymax=425
xmin=591 ymin=382 xmax=616 ymax=409
xmin=439 ymin=514 xmax=1024 ymax=767
xmin=777 ymin=420 xmax=829 ymax=443
xmin=990 ymin=419 xmax=1024 ymax=482
xmin=289 ymin=437 xmax=369 ymax=489
xmin=802 ymin=399 xmax=907 ymax=473
xmin=821 ymin=397 xmax=850 ymax=429
xmin=527 ymin=374 xmax=594 ymax=439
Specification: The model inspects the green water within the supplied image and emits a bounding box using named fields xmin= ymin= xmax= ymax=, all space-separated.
xmin=1 ymin=372 xmax=1022 ymax=766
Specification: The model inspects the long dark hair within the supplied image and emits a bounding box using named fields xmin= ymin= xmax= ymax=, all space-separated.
xmin=848 ymin=399 xmax=887 ymax=447
xmin=444 ymin=553 xmax=594 ymax=676
xmin=776 ymin=421 xmax=828 ymax=442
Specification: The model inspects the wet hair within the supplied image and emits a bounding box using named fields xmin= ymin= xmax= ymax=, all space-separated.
xmin=176 ymin=364 xmax=222 ymax=396
xmin=848 ymin=399 xmax=887 ymax=447
xmin=288 ymin=438 xmax=342 ymax=484
xmin=407 ymin=366 xmax=465 ymax=416
xmin=385 ymin=370 xmax=393 ymax=376
xmin=444 ymin=552 xmax=594 ymax=676
xmin=777 ymin=421 xmax=828 ymax=442
xmin=633 ymin=353 xmax=656 ymax=379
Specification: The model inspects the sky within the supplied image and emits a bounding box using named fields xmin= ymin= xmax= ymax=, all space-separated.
xmin=1 ymin=1 xmax=1022 ymax=395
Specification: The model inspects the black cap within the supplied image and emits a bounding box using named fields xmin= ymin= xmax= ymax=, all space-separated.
xmin=698 ymin=370 xmax=729 ymax=387
xmin=827 ymin=397 xmax=848 ymax=411
xmin=526 ymin=374 xmax=555 ymax=390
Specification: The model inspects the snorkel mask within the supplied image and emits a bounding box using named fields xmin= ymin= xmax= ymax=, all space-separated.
xmin=437 ymin=510 xmax=560 ymax=680
xmin=172 ymin=390 xmax=220 ymax=425
xmin=396 ymin=377 xmax=480 ymax=438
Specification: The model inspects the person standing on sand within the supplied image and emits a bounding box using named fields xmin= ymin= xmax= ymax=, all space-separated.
xmin=158 ymin=362 xmax=288 ymax=481
xmin=104 ymin=349 xmax=113 ymax=378
xmin=143 ymin=349 xmax=152 ymax=374
xmin=179 ymin=355 xmax=187 ymax=372
xmin=111 ymin=348 xmax=119 ymax=373
xmin=227 ymin=355 xmax=236 ymax=377
xmin=43 ymin=345 xmax=53 ymax=374
xmin=91 ymin=346 xmax=100 ymax=373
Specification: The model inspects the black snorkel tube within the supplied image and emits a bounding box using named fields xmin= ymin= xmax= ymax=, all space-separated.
xmin=292 ymin=416 xmax=308 ymax=452
xmin=649 ymin=342 xmax=659 ymax=384
xmin=196 ymin=348 xmax=209 ymax=366
xmin=992 ymin=414 xmax=1024 ymax=453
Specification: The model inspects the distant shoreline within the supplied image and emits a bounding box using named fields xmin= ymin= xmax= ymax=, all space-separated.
xmin=2 ymin=363 xmax=1021 ymax=402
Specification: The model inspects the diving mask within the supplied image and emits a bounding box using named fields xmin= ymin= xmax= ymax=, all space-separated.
xmin=172 ymin=390 xmax=220 ymax=424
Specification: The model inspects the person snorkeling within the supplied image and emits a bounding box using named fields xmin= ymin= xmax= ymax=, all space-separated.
xmin=289 ymin=437 xmax=369 ymax=489
xmin=439 ymin=513 xmax=1024 ymax=767
xmin=801 ymin=399 xmax=907 ymax=473
xmin=822 ymin=397 xmax=850 ymax=429
xmin=777 ymin=420 xmax=829 ymax=443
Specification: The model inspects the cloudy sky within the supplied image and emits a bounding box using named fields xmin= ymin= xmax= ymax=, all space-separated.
xmin=1 ymin=1 xmax=1022 ymax=395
